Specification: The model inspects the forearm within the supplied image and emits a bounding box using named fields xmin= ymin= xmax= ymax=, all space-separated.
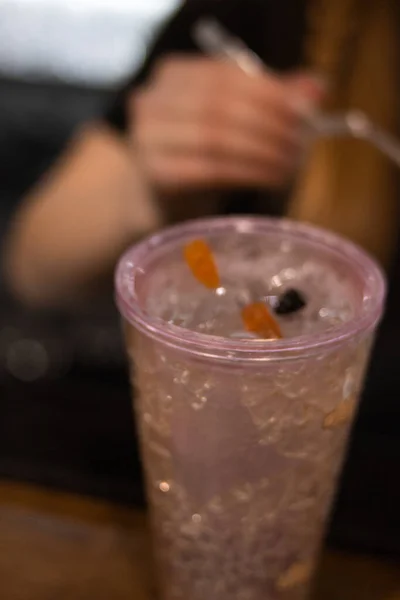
xmin=3 ymin=123 xmax=164 ymax=308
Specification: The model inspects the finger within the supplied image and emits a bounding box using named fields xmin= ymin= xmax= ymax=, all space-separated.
xmin=155 ymin=83 xmax=307 ymax=152
xmin=214 ymin=98 xmax=305 ymax=151
xmin=154 ymin=57 xmax=301 ymax=122
xmin=136 ymin=78 xmax=306 ymax=156
xmin=231 ymin=69 xmax=306 ymax=123
xmin=141 ymin=119 xmax=302 ymax=170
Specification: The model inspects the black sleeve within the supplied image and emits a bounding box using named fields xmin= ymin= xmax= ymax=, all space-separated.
xmin=104 ymin=0 xmax=307 ymax=133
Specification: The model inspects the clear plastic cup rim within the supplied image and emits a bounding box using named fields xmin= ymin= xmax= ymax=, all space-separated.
xmin=115 ymin=217 xmax=386 ymax=364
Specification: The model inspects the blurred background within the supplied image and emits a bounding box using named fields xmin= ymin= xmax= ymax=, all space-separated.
xmin=0 ymin=0 xmax=399 ymax=568
xmin=0 ymin=0 xmax=179 ymax=506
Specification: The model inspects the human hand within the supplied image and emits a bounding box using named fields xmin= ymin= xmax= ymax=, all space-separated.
xmin=130 ymin=57 xmax=325 ymax=195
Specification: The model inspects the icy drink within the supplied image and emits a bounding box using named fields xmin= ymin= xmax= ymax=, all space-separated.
xmin=116 ymin=217 xmax=385 ymax=600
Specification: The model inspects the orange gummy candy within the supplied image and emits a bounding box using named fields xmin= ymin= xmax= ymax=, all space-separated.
xmin=242 ymin=302 xmax=282 ymax=340
xmin=184 ymin=239 xmax=221 ymax=289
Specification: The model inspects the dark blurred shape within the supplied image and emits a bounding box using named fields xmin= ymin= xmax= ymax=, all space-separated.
xmin=0 ymin=1 xmax=183 ymax=507
xmin=330 ymin=254 xmax=400 ymax=556
xmin=0 ymin=29 xmax=146 ymax=505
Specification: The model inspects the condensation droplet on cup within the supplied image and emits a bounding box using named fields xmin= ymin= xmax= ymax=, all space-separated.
xmin=174 ymin=370 xmax=190 ymax=385
xmin=192 ymin=396 xmax=208 ymax=411
xmin=192 ymin=514 xmax=202 ymax=524
xmin=159 ymin=481 xmax=170 ymax=493
xmin=319 ymin=307 xmax=333 ymax=319
xmin=343 ymin=369 xmax=356 ymax=400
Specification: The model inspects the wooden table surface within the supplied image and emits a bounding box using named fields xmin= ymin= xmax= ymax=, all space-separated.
xmin=0 ymin=482 xmax=398 ymax=600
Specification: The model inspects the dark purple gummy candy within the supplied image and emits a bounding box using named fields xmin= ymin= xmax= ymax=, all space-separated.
xmin=275 ymin=289 xmax=306 ymax=315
